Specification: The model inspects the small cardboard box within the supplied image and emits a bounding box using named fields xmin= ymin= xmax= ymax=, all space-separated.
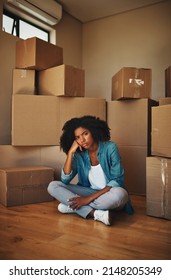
xmin=165 ymin=66 xmax=171 ymax=97
xmin=16 ymin=37 xmax=63 ymax=70
xmin=118 ymin=145 xmax=147 ymax=195
xmin=146 ymin=157 xmax=171 ymax=220
xmin=0 ymin=166 xmax=54 ymax=207
xmin=13 ymin=69 xmax=36 ymax=95
xmin=111 ymin=67 xmax=151 ymax=100
xmin=152 ymin=104 xmax=171 ymax=158
xmin=12 ymin=95 xmax=59 ymax=146
xmin=38 ymin=64 xmax=85 ymax=97
xmin=107 ymin=98 xmax=158 ymax=150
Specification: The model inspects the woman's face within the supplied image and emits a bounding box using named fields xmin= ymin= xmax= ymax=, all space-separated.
xmin=74 ymin=127 xmax=95 ymax=150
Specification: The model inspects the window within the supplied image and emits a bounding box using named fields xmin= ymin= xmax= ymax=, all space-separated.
xmin=2 ymin=10 xmax=49 ymax=42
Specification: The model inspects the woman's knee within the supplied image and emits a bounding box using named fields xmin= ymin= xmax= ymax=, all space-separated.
xmin=110 ymin=187 xmax=128 ymax=206
xmin=47 ymin=180 xmax=61 ymax=195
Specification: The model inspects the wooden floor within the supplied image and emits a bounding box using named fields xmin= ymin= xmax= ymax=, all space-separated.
xmin=0 ymin=195 xmax=171 ymax=260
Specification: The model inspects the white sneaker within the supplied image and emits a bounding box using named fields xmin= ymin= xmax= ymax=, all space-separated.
xmin=58 ymin=203 xmax=75 ymax=214
xmin=94 ymin=210 xmax=111 ymax=226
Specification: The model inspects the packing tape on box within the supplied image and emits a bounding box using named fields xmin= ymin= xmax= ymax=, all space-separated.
xmin=160 ymin=158 xmax=169 ymax=217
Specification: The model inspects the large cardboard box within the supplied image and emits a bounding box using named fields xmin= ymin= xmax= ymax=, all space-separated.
xmin=12 ymin=96 xmax=106 ymax=146
xmin=39 ymin=64 xmax=85 ymax=97
xmin=58 ymin=97 xmax=106 ymax=134
xmin=12 ymin=95 xmax=59 ymax=146
xmin=159 ymin=97 xmax=171 ymax=106
xmin=13 ymin=69 xmax=36 ymax=95
xmin=111 ymin=67 xmax=152 ymax=100
xmin=16 ymin=37 xmax=63 ymax=70
xmin=146 ymin=157 xmax=171 ymax=220
xmin=107 ymin=99 xmax=158 ymax=152
xmin=118 ymin=145 xmax=147 ymax=195
xmin=152 ymin=104 xmax=171 ymax=158
xmin=0 ymin=166 xmax=54 ymax=207
xmin=165 ymin=66 xmax=171 ymax=97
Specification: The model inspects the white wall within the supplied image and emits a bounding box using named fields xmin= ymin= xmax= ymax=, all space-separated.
xmin=83 ymin=1 xmax=171 ymax=101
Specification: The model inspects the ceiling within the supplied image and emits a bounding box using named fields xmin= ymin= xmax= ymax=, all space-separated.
xmin=56 ymin=0 xmax=166 ymax=23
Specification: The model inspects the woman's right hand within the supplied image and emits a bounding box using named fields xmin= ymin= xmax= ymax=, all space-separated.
xmin=69 ymin=140 xmax=82 ymax=155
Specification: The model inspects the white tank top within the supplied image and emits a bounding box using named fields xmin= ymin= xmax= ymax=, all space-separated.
xmin=88 ymin=164 xmax=107 ymax=190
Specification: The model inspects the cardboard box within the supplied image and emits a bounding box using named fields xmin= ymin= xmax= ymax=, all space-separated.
xmin=12 ymin=96 xmax=106 ymax=146
xmin=16 ymin=37 xmax=63 ymax=70
xmin=165 ymin=66 xmax=171 ymax=97
xmin=111 ymin=67 xmax=151 ymax=100
xmin=159 ymin=97 xmax=171 ymax=106
xmin=58 ymin=97 xmax=106 ymax=134
xmin=152 ymin=104 xmax=171 ymax=158
xmin=13 ymin=69 xmax=36 ymax=95
xmin=118 ymin=145 xmax=147 ymax=195
xmin=146 ymin=157 xmax=171 ymax=220
xmin=107 ymin=99 xmax=158 ymax=151
xmin=0 ymin=166 xmax=54 ymax=207
xmin=0 ymin=146 xmax=62 ymax=180
xmin=39 ymin=64 xmax=85 ymax=97
xmin=0 ymin=145 xmax=76 ymax=184
xmin=12 ymin=95 xmax=59 ymax=146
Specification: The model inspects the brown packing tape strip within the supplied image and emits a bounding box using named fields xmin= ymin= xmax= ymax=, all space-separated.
xmin=160 ymin=159 xmax=169 ymax=217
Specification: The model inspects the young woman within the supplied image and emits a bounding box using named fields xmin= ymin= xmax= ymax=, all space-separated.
xmin=48 ymin=115 xmax=134 ymax=226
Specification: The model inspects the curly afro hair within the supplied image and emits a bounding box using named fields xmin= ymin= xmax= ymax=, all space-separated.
xmin=60 ymin=115 xmax=111 ymax=154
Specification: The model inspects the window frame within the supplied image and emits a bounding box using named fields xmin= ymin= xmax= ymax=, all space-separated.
xmin=3 ymin=9 xmax=50 ymax=42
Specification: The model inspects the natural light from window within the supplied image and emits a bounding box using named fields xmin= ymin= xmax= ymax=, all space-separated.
xmin=2 ymin=13 xmax=49 ymax=42
xmin=20 ymin=20 xmax=48 ymax=41
xmin=3 ymin=14 xmax=17 ymax=36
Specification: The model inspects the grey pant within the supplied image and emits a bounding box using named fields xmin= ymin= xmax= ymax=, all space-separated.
xmin=47 ymin=181 xmax=128 ymax=219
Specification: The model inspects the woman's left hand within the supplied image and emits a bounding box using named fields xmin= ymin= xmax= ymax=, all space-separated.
xmin=68 ymin=195 xmax=91 ymax=210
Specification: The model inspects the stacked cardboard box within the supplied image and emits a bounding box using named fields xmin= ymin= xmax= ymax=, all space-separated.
xmin=13 ymin=69 xmax=36 ymax=95
xmin=15 ymin=37 xmax=63 ymax=70
xmin=12 ymin=95 xmax=106 ymax=146
xmin=111 ymin=67 xmax=151 ymax=100
xmin=146 ymin=102 xmax=171 ymax=220
xmin=12 ymin=36 xmax=106 ymax=146
xmin=38 ymin=64 xmax=85 ymax=97
xmin=159 ymin=97 xmax=171 ymax=106
xmin=108 ymin=67 xmax=157 ymax=195
xmin=0 ymin=36 xmax=106 ymax=206
xmin=107 ymin=98 xmax=158 ymax=195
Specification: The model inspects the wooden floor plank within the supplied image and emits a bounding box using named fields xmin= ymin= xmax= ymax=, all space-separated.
xmin=0 ymin=195 xmax=171 ymax=260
